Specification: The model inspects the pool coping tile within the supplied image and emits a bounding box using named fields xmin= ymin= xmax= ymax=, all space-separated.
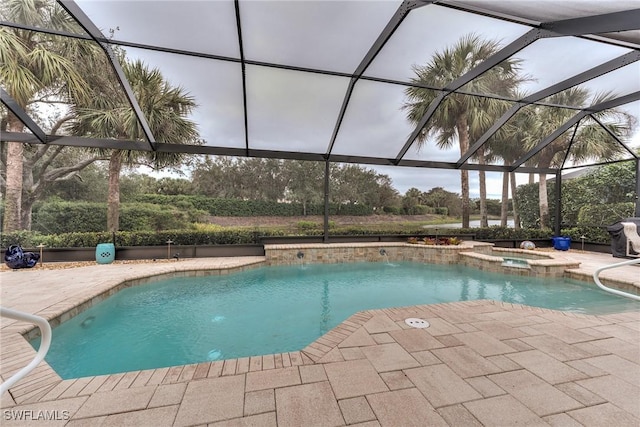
xmin=1 ymin=249 xmax=639 ymax=426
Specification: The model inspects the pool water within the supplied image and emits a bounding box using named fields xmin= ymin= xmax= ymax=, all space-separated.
xmin=34 ymin=262 xmax=638 ymax=378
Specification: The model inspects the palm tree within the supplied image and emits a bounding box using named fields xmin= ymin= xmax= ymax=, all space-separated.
xmin=403 ymin=34 xmax=525 ymax=228
xmin=0 ymin=0 xmax=90 ymax=232
xmin=486 ymin=95 xmax=538 ymax=229
xmin=522 ymin=88 xmax=631 ymax=229
xmin=71 ymin=59 xmax=199 ymax=231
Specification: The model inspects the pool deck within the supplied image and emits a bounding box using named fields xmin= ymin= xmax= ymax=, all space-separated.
xmin=1 ymin=249 xmax=639 ymax=426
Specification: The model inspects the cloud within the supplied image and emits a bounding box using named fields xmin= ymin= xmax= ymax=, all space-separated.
xmin=75 ymin=0 xmax=639 ymax=191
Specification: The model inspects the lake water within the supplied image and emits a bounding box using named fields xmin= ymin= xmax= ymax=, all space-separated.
xmin=424 ymin=219 xmax=515 ymax=229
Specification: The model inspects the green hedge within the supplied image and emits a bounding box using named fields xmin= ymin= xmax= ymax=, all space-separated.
xmin=383 ymin=206 xmax=403 ymax=215
xmin=382 ymin=205 xmax=447 ymax=215
xmin=132 ymin=194 xmax=373 ymax=216
xmin=460 ymin=226 xmax=552 ymax=241
xmin=404 ymin=205 xmax=430 ymax=215
xmin=577 ymin=202 xmax=634 ymax=228
xmin=33 ymin=202 xmax=106 ymax=233
xmin=1 ymin=225 xmax=611 ymax=249
xmin=560 ymin=227 xmax=608 ymax=244
xmin=32 ymin=201 xmax=207 ymax=234
xmin=434 ymin=207 xmax=448 ymax=215
xmin=565 ymin=202 xmax=635 ymax=243
xmin=1 ymin=229 xmax=272 ymax=248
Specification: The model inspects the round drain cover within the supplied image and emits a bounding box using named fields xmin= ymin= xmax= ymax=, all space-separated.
xmin=405 ymin=318 xmax=430 ymax=328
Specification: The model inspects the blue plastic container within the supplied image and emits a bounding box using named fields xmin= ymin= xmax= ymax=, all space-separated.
xmin=95 ymin=243 xmax=115 ymax=264
xmin=551 ymin=236 xmax=571 ymax=251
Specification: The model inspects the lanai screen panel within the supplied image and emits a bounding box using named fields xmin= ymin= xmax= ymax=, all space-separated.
xmin=447 ymin=0 xmax=640 ymax=22
xmin=458 ymin=38 xmax=633 ymax=100
xmin=402 ymin=137 xmax=465 ymax=164
xmin=540 ymin=63 xmax=640 ymax=107
xmin=402 ymin=94 xmax=517 ymax=165
xmin=122 ymin=47 xmax=246 ymax=149
xmin=1 ymin=0 xmax=639 ymax=170
xmin=330 ymin=80 xmax=417 ymax=159
xmin=240 ymin=0 xmax=399 ymax=73
xmin=246 ymin=65 xmax=349 ymax=154
xmin=75 ymin=0 xmax=240 ymax=58
xmin=0 ymin=0 xmax=88 ymax=35
xmin=620 ymin=101 xmax=640 ymax=150
xmin=564 ymin=116 xmax=638 ymax=168
xmin=363 ymin=4 xmax=530 ymax=84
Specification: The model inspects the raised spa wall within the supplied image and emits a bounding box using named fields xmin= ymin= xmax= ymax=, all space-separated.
xmin=264 ymin=242 xmax=580 ymax=279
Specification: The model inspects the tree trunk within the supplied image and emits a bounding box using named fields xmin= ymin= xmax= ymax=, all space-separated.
xmin=456 ymin=115 xmax=470 ymax=228
xmin=479 ymin=170 xmax=488 ymax=227
xmin=107 ymin=150 xmax=123 ymax=232
xmin=20 ymin=155 xmax=35 ymax=231
xmin=478 ymin=147 xmax=488 ymax=228
xmin=536 ymin=150 xmax=556 ymax=231
xmin=3 ymin=117 xmax=25 ymax=232
xmin=460 ymin=170 xmax=469 ymax=228
xmin=4 ymin=142 xmax=24 ymax=232
xmin=510 ymin=171 xmax=520 ymax=230
xmin=500 ymin=172 xmax=509 ymax=227
xmin=21 ymin=197 xmax=34 ymax=231
xmin=538 ymin=173 xmax=549 ymax=230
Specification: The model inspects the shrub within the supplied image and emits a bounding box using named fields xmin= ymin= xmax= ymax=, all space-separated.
xmin=132 ymin=194 xmax=373 ymax=216
xmin=383 ymin=206 xmax=403 ymax=215
xmin=4 ymin=222 xmax=613 ymax=250
xmin=295 ymin=220 xmax=337 ymax=232
xmin=0 ymin=230 xmax=48 ymax=248
xmin=119 ymin=203 xmax=206 ymax=231
xmin=331 ymin=203 xmax=372 ymax=216
xmin=404 ymin=205 xmax=430 ymax=215
xmin=296 ymin=220 xmax=318 ymax=231
xmin=434 ymin=207 xmax=448 ymax=215
xmin=33 ymin=201 xmax=106 ymax=233
xmin=577 ymin=202 xmax=634 ymax=227
xmin=31 ymin=201 xmax=207 ymax=234
xmin=446 ymin=237 xmax=462 ymax=245
xmin=561 ymin=226 xmax=609 ymax=244
xmin=459 ymin=226 xmax=551 ymax=241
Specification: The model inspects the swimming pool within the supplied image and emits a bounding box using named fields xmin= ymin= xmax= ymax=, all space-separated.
xmin=34 ymin=262 xmax=637 ymax=378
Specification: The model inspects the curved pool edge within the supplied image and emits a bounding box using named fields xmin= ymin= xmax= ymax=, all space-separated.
xmin=0 ymin=256 xmax=268 ymax=403
xmin=1 ymin=245 xmax=638 ymax=407
xmin=2 ymin=299 xmax=638 ymax=415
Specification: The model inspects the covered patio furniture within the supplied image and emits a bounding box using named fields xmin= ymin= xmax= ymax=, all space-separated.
xmin=621 ymin=221 xmax=640 ymax=258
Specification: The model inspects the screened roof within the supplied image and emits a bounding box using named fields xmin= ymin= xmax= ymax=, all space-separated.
xmin=2 ymin=0 xmax=639 ymax=177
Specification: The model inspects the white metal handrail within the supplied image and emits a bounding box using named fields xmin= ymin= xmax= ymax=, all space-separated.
xmin=0 ymin=307 xmax=52 ymax=396
xmin=593 ymin=258 xmax=640 ymax=301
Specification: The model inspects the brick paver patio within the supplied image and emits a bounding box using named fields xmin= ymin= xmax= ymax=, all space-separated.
xmin=1 ymin=249 xmax=638 ymax=426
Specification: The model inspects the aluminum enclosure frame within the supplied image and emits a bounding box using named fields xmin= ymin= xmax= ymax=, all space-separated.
xmin=2 ymin=0 xmax=640 ymax=240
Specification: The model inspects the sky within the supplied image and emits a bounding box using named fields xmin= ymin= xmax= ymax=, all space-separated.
xmin=73 ymin=0 xmax=640 ymax=198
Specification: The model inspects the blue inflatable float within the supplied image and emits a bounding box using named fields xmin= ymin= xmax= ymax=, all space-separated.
xmin=4 ymin=244 xmax=40 ymax=269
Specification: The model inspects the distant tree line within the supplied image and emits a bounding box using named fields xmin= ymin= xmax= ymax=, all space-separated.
xmin=37 ymin=156 xmax=516 ymax=222
xmin=190 ymin=158 xmax=401 ymax=214
xmin=42 ymin=157 xmax=402 ymax=214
